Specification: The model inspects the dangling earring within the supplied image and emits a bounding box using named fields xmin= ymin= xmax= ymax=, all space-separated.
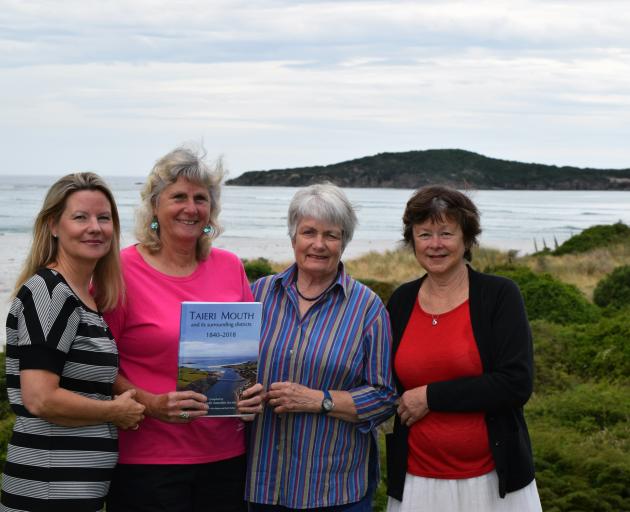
xmin=150 ymin=218 xmax=159 ymax=231
xmin=203 ymin=225 xmax=214 ymax=236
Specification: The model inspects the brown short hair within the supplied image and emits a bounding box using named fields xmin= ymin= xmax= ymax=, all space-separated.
xmin=402 ymin=185 xmax=481 ymax=261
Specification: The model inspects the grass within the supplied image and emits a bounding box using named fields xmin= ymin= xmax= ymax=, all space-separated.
xmin=521 ymin=243 xmax=630 ymax=300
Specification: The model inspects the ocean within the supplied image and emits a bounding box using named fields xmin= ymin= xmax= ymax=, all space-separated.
xmin=2 ymin=175 xmax=630 ymax=258
xmin=2 ymin=175 xmax=630 ymax=345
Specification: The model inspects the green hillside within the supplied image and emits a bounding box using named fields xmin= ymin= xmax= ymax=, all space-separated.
xmin=227 ymin=149 xmax=630 ymax=189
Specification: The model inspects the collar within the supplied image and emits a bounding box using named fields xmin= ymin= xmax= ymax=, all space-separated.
xmin=272 ymin=261 xmax=350 ymax=299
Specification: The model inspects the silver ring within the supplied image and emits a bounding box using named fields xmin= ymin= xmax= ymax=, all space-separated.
xmin=179 ymin=411 xmax=190 ymax=420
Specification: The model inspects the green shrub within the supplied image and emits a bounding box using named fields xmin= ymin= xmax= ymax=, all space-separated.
xmin=553 ymin=222 xmax=630 ymax=256
xmin=531 ymin=309 xmax=630 ymax=383
xmin=527 ymin=383 xmax=630 ymax=512
xmin=356 ymin=279 xmax=396 ymax=304
xmin=489 ymin=266 xmax=600 ymax=325
xmin=567 ymin=310 xmax=630 ymax=380
xmin=530 ymin=320 xmax=575 ymax=392
xmin=242 ymin=258 xmax=274 ymax=282
xmin=593 ymin=265 xmax=630 ymax=310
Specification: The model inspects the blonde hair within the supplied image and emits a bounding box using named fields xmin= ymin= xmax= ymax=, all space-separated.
xmin=135 ymin=145 xmax=224 ymax=261
xmin=14 ymin=172 xmax=123 ymax=311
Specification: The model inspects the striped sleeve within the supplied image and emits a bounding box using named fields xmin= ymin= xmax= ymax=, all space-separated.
xmin=12 ymin=272 xmax=80 ymax=375
xmin=348 ymin=294 xmax=397 ymax=432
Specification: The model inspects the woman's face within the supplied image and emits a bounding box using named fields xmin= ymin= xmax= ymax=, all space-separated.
xmin=154 ymin=177 xmax=211 ymax=249
xmin=51 ymin=190 xmax=114 ymax=266
xmin=412 ymin=217 xmax=467 ymax=277
xmin=292 ymin=217 xmax=343 ymax=280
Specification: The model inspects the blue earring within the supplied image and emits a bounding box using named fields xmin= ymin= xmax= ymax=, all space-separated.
xmin=203 ymin=225 xmax=214 ymax=236
xmin=150 ymin=218 xmax=159 ymax=231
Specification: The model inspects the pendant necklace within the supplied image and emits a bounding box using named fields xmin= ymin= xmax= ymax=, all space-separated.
xmin=431 ymin=314 xmax=439 ymax=326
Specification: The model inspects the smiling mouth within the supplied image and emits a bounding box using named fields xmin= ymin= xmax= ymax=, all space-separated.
xmin=176 ymin=219 xmax=198 ymax=225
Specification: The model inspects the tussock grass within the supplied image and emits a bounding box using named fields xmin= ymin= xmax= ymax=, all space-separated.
xmin=522 ymin=243 xmax=630 ymax=299
xmin=269 ymin=240 xmax=630 ymax=301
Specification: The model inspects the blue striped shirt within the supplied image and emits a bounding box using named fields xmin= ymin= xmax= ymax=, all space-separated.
xmin=246 ymin=263 xmax=396 ymax=508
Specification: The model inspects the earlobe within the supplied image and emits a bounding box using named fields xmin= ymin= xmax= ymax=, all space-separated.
xmin=48 ymin=219 xmax=57 ymax=239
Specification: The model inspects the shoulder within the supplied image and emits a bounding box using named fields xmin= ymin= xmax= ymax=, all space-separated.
xmin=252 ymin=274 xmax=279 ymax=300
xmin=346 ymin=277 xmax=385 ymax=308
xmin=469 ymin=267 xmax=522 ymax=296
xmin=389 ymin=278 xmax=422 ymax=304
xmin=206 ymin=247 xmax=244 ymax=267
xmin=18 ymin=269 xmax=73 ymax=301
xmin=120 ymin=244 xmax=142 ymax=266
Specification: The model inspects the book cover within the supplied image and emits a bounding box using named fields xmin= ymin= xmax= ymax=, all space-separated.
xmin=178 ymin=302 xmax=262 ymax=417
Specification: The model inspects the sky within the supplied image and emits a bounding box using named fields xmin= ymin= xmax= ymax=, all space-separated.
xmin=1 ymin=0 xmax=629 ymax=177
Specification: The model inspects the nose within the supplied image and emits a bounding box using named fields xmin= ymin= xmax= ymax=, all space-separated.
xmin=312 ymin=234 xmax=326 ymax=249
xmin=182 ymin=198 xmax=198 ymax=214
xmin=427 ymin=234 xmax=443 ymax=248
xmin=87 ymin=216 xmax=102 ymax=232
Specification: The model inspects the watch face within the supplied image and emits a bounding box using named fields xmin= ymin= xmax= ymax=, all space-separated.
xmin=322 ymin=398 xmax=334 ymax=413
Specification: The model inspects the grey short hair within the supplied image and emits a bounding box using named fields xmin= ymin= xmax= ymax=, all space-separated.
xmin=136 ymin=145 xmax=224 ymax=260
xmin=287 ymin=183 xmax=357 ymax=252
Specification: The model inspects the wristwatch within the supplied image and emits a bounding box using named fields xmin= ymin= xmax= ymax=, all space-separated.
xmin=321 ymin=390 xmax=335 ymax=414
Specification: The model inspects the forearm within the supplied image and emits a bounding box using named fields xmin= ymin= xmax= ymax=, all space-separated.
xmin=25 ymin=386 xmax=119 ymax=427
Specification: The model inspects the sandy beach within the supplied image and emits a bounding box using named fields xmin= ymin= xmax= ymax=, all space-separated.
xmin=0 ymin=232 xmax=398 ymax=346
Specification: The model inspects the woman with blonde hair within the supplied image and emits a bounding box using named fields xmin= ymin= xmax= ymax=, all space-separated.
xmin=1 ymin=172 xmax=145 ymax=512
xmin=104 ymin=146 xmax=254 ymax=512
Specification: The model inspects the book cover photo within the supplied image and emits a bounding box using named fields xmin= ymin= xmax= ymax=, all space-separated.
xmin=178 ymin=301 xmax=262 ymax=417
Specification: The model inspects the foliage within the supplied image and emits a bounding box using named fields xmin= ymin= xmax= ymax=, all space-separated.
xmin=527 ymin=383 xmax=630 ymax=512
xmin=553 ymin=222 xmax=630 ymax=256
xmin=242 ymin=257 xmax=274 ymax=282
xmin=488 ymin=266 xmax=600 ymax=325
xmin=593 ymin=264 xmax=630 ymax=310
xmin=226 ymin=149 xmax=630 ymax=190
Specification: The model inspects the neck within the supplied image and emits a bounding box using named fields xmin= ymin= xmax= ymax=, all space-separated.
xmin=141 ymin=239 xmax=198 ymax=276
xmin=296 ymin=268 xmax=337 ymax=291
xmin=424 ymin=262 xmax=468 ymax=297
xmin=49 ymin=257 xmax=95 ymax=298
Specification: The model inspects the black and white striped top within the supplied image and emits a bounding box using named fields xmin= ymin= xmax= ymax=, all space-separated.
xmin=1 ymin=268 xmax=119 ymax=512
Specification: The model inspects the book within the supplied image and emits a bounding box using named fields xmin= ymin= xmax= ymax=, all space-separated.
xmin=178 ymin=301 xmax=262 ymax=417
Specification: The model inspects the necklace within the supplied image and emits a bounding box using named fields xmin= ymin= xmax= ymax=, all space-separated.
xmin=431 ymin=314 xmax=439 ymax=326
xmin=295 ymin=280 xmax=335 ymax=302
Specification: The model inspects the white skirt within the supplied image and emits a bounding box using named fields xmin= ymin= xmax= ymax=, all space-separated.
xmin=386 ymin=471 xmax=542 ymax=512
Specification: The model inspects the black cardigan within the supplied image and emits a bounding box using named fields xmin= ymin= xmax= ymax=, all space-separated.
xmin=385 ymin=266 xmax=536 ymax=499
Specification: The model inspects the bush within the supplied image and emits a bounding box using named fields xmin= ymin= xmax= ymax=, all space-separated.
xmin=553 ymin=222 xmax=630 ymax=256
xmin=593 ymin=265 xmax=630 ymax=310
xmin=567 ymin=310 xmax=630 ymax=380
xmin=531 ymin=308 xmax=630 ymax=383
xmin=527 ymin=383 xmax=630 ymax=511
xmin=242 ymin=258 xmax=274 ymax=282
xmin=488 ymin=266 xmax=600 ymax=325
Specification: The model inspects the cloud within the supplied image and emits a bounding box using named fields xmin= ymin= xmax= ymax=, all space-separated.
xmin=0 ymin=0 xmax=629 ymax=173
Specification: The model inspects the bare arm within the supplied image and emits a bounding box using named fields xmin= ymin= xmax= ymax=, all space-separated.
xmin=266 ymin=382 xmax=359 ymax=422
xmin=21 ymin=369 xmax=145 ymax=429
xmin=113 ymin=373 xmax=209 ymax=423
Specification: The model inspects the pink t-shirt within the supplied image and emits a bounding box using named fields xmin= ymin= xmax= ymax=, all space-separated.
xmin=104 ymin=245 xmax=254 ymax=464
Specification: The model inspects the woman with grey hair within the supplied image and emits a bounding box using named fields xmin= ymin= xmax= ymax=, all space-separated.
xmin=103 ymin=146 xmax=254 ymax=512
xmin=237 ymin=183 xmax=396 ymax=511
